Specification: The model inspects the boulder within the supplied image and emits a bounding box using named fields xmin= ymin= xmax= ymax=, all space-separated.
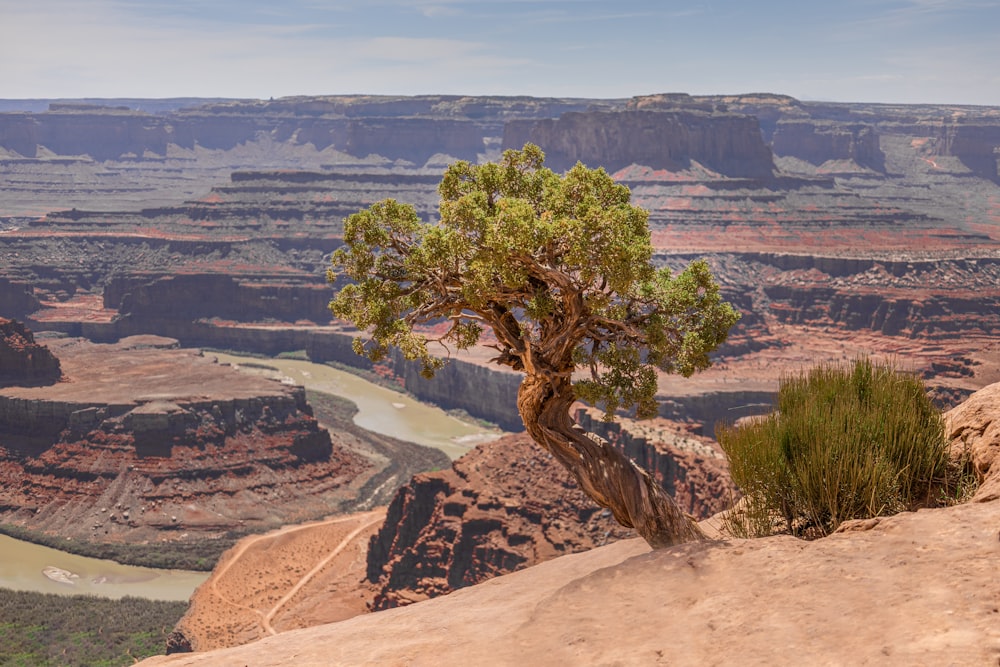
xmin=945 ymin=380 xmax=1000 ymax=502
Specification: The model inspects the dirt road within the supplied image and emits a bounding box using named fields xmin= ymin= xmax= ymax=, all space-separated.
xmin=176 ymin=509 xmax=386 ymax=651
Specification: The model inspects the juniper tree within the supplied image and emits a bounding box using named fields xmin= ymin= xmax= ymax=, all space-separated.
xmin=328 ymin=144 xmax=739 ymax=548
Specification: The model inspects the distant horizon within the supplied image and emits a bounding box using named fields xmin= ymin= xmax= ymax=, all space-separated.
xmin=2 ymin=91 xmax=999 ymax=110
xmin=3 ymin=1 xmax=998 ymax=106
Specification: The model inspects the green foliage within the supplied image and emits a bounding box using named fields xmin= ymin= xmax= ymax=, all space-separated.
xmin=0 ymin=589 xmax=185 ymax=666
xmin=276 ymin=349 xmax=309 ymax=360
xmin=328 ymin=144 xmax=739 ymax=419
xmin=718 ymin=358 xmax=960 ymax=538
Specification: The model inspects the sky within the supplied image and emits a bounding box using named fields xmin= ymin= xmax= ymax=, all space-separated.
xmin=2 ymin=0 xmax=999 ymax=105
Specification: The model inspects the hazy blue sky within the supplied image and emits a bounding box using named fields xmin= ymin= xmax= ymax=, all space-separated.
xmin=3 ymin=0 xmax=999 ymax=104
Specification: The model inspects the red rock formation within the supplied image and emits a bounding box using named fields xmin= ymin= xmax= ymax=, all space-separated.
xmin=0 ymin=318 xmax=61 ymax=386
xmin=0 ymin=336 xmax=371 ymax=547
xmin=365 ymin=420 xmax=734 ymax=610
xmin=364 ymin=433 xmax=633 ymax=609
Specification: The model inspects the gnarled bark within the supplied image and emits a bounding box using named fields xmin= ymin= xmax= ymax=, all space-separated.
xmin=516 ymin=373 xmax=707 ymax=549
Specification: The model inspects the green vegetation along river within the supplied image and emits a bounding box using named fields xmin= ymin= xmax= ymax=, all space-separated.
xmin=207 ymin=352 xmax=503 ymax=460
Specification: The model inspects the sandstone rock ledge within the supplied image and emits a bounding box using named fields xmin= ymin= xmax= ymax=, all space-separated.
xmin=0 ymin=335 xmax=370 ymax=544
xmin=140 ymin=497 xmax=1000 ymax=666
xmin=141 ymin=383 xmax=1000 ymax=666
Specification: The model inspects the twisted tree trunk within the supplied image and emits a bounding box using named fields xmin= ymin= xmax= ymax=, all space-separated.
xmin=516 ymin=373 xmax=707 ymax=549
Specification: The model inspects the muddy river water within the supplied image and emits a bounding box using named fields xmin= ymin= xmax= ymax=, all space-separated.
xmin=0 ymin=534 xmax=208 ymax=600
xmin=2 ymin=352 xmax=502 ymax=599
xmin=207 ymin=352 xmax=503 ymax=460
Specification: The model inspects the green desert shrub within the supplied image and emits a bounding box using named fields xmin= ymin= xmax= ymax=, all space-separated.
xmin=717 ymin=358 xmax=960 ymax=538
xmin=0 ymin=590 xmax=186 ymax=666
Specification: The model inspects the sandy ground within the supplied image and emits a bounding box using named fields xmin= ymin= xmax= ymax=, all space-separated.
xmin=174 ymin=510 xmax=385 ymax=651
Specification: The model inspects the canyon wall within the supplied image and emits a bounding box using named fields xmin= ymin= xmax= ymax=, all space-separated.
xmin=108 ymin=274 xmax=333 ymax=326
xmin=0 ymin=96 xmax=620 ymax=167
xmin=771 ymin=120 xmax=885 ymax=170
xmin=3 ymin=93 xmax=1000 ymax=473
xmin=503 ymin=109 xmax=776 ymax=178
xmin=388 ymin=351 xmax=523 ymax=432
xmin=0 ymin=109 xmax=485 ymax=165
xmin=0 ymin=279 xmax=40 ymax=320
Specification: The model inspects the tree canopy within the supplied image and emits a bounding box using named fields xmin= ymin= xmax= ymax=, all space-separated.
xmin=329 ymin=144 xmax=740 ymax=548
xmin=328 ymin=143 xmax=739 ymax=420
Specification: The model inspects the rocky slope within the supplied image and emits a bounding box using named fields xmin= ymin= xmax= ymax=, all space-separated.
xmin=366 ymin=419 xmax=733 ymax=611
xmin=167 ymin=411 xmax=734 ymax=650
xmin=140 ymin=380 xmax=1000 ymax=667
xmin=0 ymin=317 xmax=61 ymax=386
xmin=171 ymin=510 xmax=386 ymax=652
xmin=364 ymin=432 xmax=635 ymax=611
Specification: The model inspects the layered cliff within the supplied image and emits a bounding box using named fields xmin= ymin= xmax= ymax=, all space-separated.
xmin=771 ymin=120 xmax=885 ymax=171
xmin=0 ymin=96 xmax=623 ymax=167
xmin=503 ymin=109 xmax=776 ymax=178
xmin=760 ymin=255 xmax=1000 ymax=338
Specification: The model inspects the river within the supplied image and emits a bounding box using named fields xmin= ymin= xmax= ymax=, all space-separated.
xmin=206 ymin=352 xmax=503 ymax=460
xmin=0 ymin=352 xmax=501 ymax=599
xmin=0 ymin=534 xmax=207 ymax=601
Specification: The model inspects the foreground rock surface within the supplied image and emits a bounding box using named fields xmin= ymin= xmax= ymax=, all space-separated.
xmin=143 ymin=382 xmax=1000 ymax=666
xmin=141 ymin=499 xmax=1000 ymax=666
xmin=945 ymin=380 xmax=1000 ymax=503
